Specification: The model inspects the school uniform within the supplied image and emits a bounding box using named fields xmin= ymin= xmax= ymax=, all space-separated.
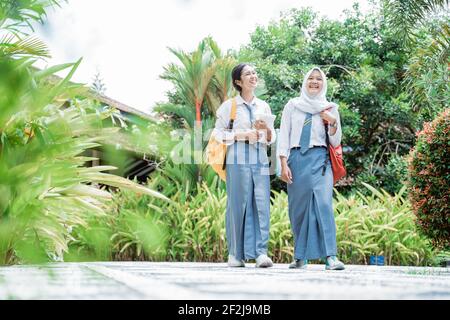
xmin=278 ymin=97 xmax=342 ymax=261
xmin=213 ymin=95 xmax=276 ymax=261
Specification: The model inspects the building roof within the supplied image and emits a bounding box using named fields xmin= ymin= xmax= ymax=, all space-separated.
xmin=88 ymin=92 xmax=157 ymax=122
xmin=41 ymin=70 xmax=157 ymax=122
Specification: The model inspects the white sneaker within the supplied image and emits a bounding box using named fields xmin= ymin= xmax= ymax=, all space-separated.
xmin=228 ymin=255 xmax=245 ymax=267
xmin=325 ymin=256 xmax=345 ymax=270
xmin=255 ymin=254 xmax=273 ymax=268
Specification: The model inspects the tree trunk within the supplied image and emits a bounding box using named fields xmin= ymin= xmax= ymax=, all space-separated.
xmin=193 ymin=98 xmax=203 ymax=171
xmin=195 ymin=99 xmax=201 ymax=125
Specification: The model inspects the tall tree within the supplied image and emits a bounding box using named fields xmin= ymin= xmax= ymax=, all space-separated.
xmin=382 ymin=0 xmax=449 ymax=42
xmin=91 ymin=70 xmax=107 ymax=95
xmin=156 ymin=37 xmax=238 ymax=185
xmin=161 ymin=37 xmax=217 ymax=127
xmin=383 ymin=0 xmax=449 ymax=119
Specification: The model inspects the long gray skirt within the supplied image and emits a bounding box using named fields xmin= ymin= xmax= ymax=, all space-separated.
xmin=225 ymin=142 xmax=271 ymax=260
xmin=287 ymin=147 xmax=337 ymax=260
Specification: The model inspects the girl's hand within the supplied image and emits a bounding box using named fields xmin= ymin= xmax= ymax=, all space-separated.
xmin=320 ymin=110 xmax=336 ymax=125
xmin=254 ymin=120 xmax=268 ymax=130
xmin=280 ymin=164 xmax=293 ymax=184
xmin=235 ymin=130 xmax=260 ymax=143
xmin=235 ymin=130 xmax=259 ymax=144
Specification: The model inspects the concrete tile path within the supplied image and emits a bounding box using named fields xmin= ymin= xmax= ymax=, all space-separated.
xmin=0 ymin=262 xmax=449 ymax=299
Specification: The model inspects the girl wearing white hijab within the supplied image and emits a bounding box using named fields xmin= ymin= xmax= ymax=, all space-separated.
xmin=277 ymin=67 xmax=345 ymax=270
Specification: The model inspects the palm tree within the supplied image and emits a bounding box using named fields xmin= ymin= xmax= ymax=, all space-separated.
xmin=159 ymin=38 xmax=237 ymax=128
xmin=158 ymin=37 xmax=238 ymax=184
xmin=382 ymin=0 xmax=449 ymax=117
xmin=404 ymin=24 xmax=449 ymax=117
xmin=205 ymin=38 xmax=237 ymax=115
xmin=0 ymin=0 xmax=57 ymax=60
xmin=382 ymin=0 xmax=449 ymax=42
xmin=161 ymin=38 xmax=217 ymax=127
xmin=0 ymin=0 xmax=63 ymax=35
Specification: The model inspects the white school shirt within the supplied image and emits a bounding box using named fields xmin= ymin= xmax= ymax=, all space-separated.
xmin=213 ymin=95 xmax=276 ymax=146
xmin=277 ymin=98 xmax=342 ymax=159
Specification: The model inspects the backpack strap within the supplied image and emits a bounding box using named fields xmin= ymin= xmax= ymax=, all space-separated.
xmin=222 ymin=98 xmax=237 ymax=170
xmin=322 ymin=122 xmax=330 ymax=176
xmin=321 ymin=106 xmax=334 ymax=176
xmin=228 ymin=98 xmax=237 ymax=129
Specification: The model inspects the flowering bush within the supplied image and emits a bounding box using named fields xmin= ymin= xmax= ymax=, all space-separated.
xmin=408 ymin=108 xmax=450 ymax=249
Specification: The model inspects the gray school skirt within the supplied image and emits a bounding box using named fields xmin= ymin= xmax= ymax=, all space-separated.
xmin=225 ymin=142 xmax=271 ymax=260
xmin=287 ymin=146 xmax=337 ymax=260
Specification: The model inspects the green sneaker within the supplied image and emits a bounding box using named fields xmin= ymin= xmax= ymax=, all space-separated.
xmin=289 ymin=259 xmax=308 ymax=269
xmin=325 ymin=256 xmax=345 ymax=270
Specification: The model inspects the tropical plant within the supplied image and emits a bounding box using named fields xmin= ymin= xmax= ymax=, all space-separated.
xmin=0 ymin=0 xmax=63 ymax=33
xmin=91 ymin=70 xmax=107 ymax=95
xmin=334 ymin=183 xmax=435 ymax=266
xmin=77 ymin=181 xmax=436 ymax=266
xmin=0 ymin=1 xmax=61 ymax=60
xmin=268 ymin=190 xmax=294 ymax=261
xmin=408 ymin=108 xmax=450 ymax=249
xmin=382 ymin=0 xmax=449 ymax=42
xmin=157 ymin=37 xmax=239 ymax=184
xmin=404 ymin=23 xmax=449 ymax=120
xmin=159 ymin=181 xmax=227 ymax=262
xmin=382 ymin=0 xmax=449 ymax=120
xmin=158 ymin=37 xmax=239 ymax=126
xmin=270 ymin=184 xmax=435 ymax=266
xmin=67 ymin=179 xmax=226 ymax=262
xmin=0 ymin=0 xmax=167 ymax=265
xmin=67 ymin=186 xmax=169 ymax=261
xmin=0 ymin=58 xmax=168 ymax=264
xmin=149 ymin=161 xmax=224 ymax=199
xmin=160 ymin=37 xmax=219 ymax=127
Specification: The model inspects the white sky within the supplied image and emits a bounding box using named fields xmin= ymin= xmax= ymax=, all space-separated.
xmin=34 ymin=0 xmax=371 ymax=113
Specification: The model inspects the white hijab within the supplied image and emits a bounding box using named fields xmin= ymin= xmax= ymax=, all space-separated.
xmin=291 ymin=67 xmax=337 ymax=114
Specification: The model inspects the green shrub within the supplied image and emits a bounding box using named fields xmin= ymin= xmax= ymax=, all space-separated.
xmin=67 ymin=178 xmax=226 ymax=262
xmin=159 ymin=182 xmax=227 ymax=262
xmin=335 ymin=183 xmax=435 ymax=266
xmin=356 ymin=154 xmax=409 ymax=195
xmin=270 ymin=184 xmax=434 ymax=266
xmin=150 ymin=161 xmax=224 ymax=199
xmin=408 ymin=108 xmax=450 ymax=249
xmin=383 ymin=154 xmax=409 ymax=195
xmin=268 ymin=191 xmax=294 ymax=262
xmin=68 ymin=181 xmax=436 ymax=266
xmin=67 ymin=186 xmax=169 ymax=262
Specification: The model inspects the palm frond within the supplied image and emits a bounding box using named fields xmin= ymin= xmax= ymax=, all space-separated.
xmin=154 ymin=103 xmax=195 ymax=128
xmin=162 ymin=37 xmax=226 ymax=121
xmin=404 ymin=22 xmax=450 ymax=115
xmin=382 ymin=0 xmax=449 ymax=42
xmin=1 ymin=0 xmax=64 ymax=34
xmin=0 ymin=34 xmax=50 ymax=58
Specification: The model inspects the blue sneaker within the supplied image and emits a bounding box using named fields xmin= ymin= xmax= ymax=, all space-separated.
xmin=325 ymin=256 xmax=345 ymax=270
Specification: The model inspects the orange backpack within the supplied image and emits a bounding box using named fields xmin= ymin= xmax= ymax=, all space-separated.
xmin=205 ymin=98 xmax=237 ymax=181
xmin=324 ymin=122 xmax=346 ymax=185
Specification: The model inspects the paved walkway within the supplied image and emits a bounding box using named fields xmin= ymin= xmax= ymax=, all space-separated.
xmin=0 ymin=262 xmax=449 ymax=299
